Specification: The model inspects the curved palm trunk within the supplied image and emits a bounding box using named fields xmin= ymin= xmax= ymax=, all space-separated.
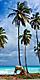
xmin=18 ymin=26 xmax=21 ymax=66
xmin=36 ymin=29 xmax=38 ymax=50
xmin=24 ymin=45 xmax=28 ymax=73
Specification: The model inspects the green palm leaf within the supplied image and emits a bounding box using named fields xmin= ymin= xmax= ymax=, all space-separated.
xmin=8 ymin=13 xmax=16 ymax=17
xmin=8 ymin=1 xmax=31 ymax=26
xmin=30 ymin=12 xmax=40 ymax=30
xmin=0 ymin=27 xmax=8 ymax=48
xmin=20 ymin=29 xmax=31 ymax=45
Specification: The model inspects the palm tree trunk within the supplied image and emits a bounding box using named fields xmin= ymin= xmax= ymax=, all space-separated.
xmin=24 ymin=45 xmax=28 ymax=73
xmin=36 ymin=29 xmax=38 ymax=50
xmin=18 ymin=26 xmax=21 ymax=66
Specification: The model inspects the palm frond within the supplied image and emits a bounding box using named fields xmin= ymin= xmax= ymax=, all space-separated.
xmin=19 ymin=35 xmax=23 ymax=39
xmin=35 ymin=12 xmax=39 ymax=17
xmin=0 ymin=27 xmax=8 ymax=48
xmin=20 ymin=13 xmax=30 ymax=23
xmin=12 ymin=16 xmax=17 ymax=24
xmin=20 ymin=17 xmax=26 ymax=26
xmin=21 ymin=38 xmax=23 ymax=44
xmin=20 ymin=29 xmax=31 ymax=45
xmin=0 ymin=27 xmax=5 ymax=32
xmin=18 ymin=13 xmax=26 ymax=26
xmin=22 ymin=7 xmax=31 ymax=14
xmin=17 ymin=2 xmax=25 ymax=11
xmin=8 ymin=8 xmax=18 ymax=12
xmin=30 ymin=12 xmax=40 ymax=30
xmin=38 ymin=42 xmax=40 ymax=47
xmin=0 ymin=43 xmax=4 ymax=48
xmin=2 ymin=35 xmax=8 ymax=40
xmin=37 ymin=21 xmax=40 ymax=25
xmin=8 ymin=13 xmax=16 ymax=17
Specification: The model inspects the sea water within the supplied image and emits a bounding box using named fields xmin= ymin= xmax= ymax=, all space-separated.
xmin=0 ymin=66 xmax=40 ymax=75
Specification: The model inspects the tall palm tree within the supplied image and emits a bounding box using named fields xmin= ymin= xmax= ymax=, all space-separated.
xmin=19 ymin=29 xmax=31 ymax=72
xmin=8 ymin=1 xmax=31 ymax=66
xmin=30 ymin=12 xmax=40 ymax=50
xmin=0 ymin=27 xmax=8 ymax=48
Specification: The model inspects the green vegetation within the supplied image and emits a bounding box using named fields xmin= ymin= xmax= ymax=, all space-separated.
xmin=34 ymin=42 xmax=40 ymax=63
xmin=0 ymin=27 xmax=8 ymax=48
xmin=19 ymin=29 xmax=31 ymax=72
xmin=30 ymin=12 xmax=40 ymax=63
xmin=30 ymin=12 xmax=40 ymax=50
xmin=8 ymin=1 xmax=31 ymax=66
xmin=0 ymin=1 xmax=40 ymax=77
xmin=7 ymin=1 xmax=40 ymax=73
xmin=17 ymin=75 xmax=28 ymax=79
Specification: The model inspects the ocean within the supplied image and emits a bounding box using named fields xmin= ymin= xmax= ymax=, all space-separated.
xmin=0 ymin=66 xmax=40 ymax=75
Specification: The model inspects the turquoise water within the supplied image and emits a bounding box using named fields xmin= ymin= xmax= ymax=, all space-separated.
xmin=0 ymin=66 xmax=40 ymax=75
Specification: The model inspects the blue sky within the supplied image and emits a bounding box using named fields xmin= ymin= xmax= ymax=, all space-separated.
xmin=0 ymin=0 xmax=40 ymax=66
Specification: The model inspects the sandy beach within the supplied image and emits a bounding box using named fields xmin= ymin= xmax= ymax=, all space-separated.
xmin=0 ymin=73 xmax=40 ymax=80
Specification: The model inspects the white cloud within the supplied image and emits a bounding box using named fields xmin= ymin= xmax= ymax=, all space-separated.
xmin=28 ymin=0 xmax=40 ymax=13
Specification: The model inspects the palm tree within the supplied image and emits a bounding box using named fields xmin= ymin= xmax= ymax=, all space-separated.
xmin=0 ymin=27 xmax=8 ymax=48
xmin=30 ymin=12 xmax=40 ymax=50
xmin=8 ymin=1 xmax=31 ymax=66
xmin=19 ymin=29 xmax=31 ymax=72
xmin=34 ymin=42 xmax=40 ymax=63
xmin=37 ymin=42 xmax=40 ymax=63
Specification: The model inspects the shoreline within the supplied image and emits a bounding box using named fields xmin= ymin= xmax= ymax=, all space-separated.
xmin=0 ymin=73 xmax=40 ymax=79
